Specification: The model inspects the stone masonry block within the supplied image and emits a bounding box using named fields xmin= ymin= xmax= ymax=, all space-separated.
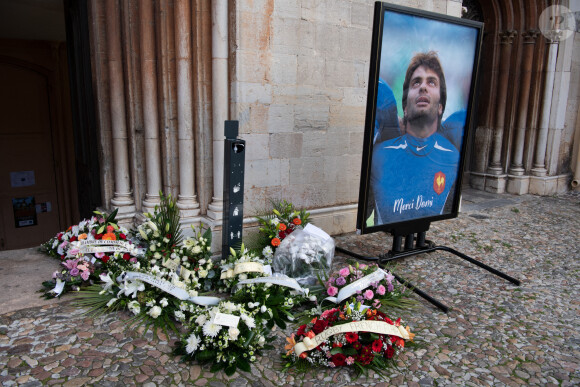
xmin=340 ymin=27 xmax=372 ymax=61
xmin=351 ymin=2 xmax=372 ymax=27
xmin=301 ymin=131 xmax=351 ymax=157
xmin=272 ymin=18 xmax=300 ymax=51
xmin=273 ymin=0 xmax=300 ymax=19
xmin=248 ymin=103 xmax=269 ymax=133
xmin=268 ymin=104 xmax=296 ymax=133
xmin=298 ymin=19 xmax=316 ymax=49
xmin=237 ymin=50 xmax=271 ymax=84
xmin=294 ymin=104 xmax=329 ymax=132
xmin=315 ymin=23 xmax=341 ymax=57
xmin=241 ymin=133 xmax=269 ymax=161
xmin=233 ymin=82 xmax=272 ymax=104
xmin=301 ymin=0 xmax=327 ymax=22
xmin=355 ymin=61 xmax=369 ymax=88
xmin=341 ymin=87 xmax=367 ymax=107
xmin=325 ymin=60 xmax=356 ymax=88
xmin=329 ymin=105 xmax=366 ymax=129
xmin=296 ymin=85 xmax=343 ymax=102
xmin=297 ymin=54 xmax=325 ymax=86
xmin=325 ymin=4 xmax=350 ymax=26
xmin=238 ymin=11 xmax=272 ymax=52
xmin=246 ymin=159 xmax=282 ymax=188
xmin=445 ymin=0 xmax=462 ymax=17
xmin=289 ymin=157 xmax=325 ymax=185
xmin=269 ymin=132 xmax=303 ymax=159
xmin=271 ymin=53 xmax=297 ymax=85
xmin=349 ymin=131 xmax=365 ymax=154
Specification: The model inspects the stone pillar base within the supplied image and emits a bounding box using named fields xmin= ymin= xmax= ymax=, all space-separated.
xmin=206 ymin=200 xmax=224 ymax=221
xmin=506 ymin=175 xmax=530 ymax=195
xmin=529 ymin=174 xmax=571 ymax=195
xmin=469 ymin=172 xmax=507 ymax=193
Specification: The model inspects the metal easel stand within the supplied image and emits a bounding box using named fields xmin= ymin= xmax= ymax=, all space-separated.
xmin=336 ymin=231 xmax=521 ymax=313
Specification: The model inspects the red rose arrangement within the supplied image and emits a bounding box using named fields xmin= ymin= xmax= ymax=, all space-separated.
xmin=283 ymin=305 xmax=414 ymax=377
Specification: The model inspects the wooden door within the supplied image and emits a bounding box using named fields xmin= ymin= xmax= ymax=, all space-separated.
xmin=0 ymin=61 xmax=62 ymax=249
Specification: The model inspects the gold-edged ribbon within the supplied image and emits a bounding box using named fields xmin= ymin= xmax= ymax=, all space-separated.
xmin=293 ymin=320 xmax=410 ymax=357
xmin=162 ymin=258 xmax=192 ymax=280
xmin=220 ymin=262 xmax=265 ymax=279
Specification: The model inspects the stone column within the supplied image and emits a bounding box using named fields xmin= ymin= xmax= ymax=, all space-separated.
xmin=531 ymin=34 xmax=560 ymax=177
xmin=140 ymin=0 xmax=162 ymax=213
xmin=206 ymin=1 xmax=228 ymax=220
xmin=508 ymin=29 xmax=540 ymax=176
xmin=175 ymin=0 xmax=201 ymax=219
xmin=487 ymin=30 xmax=517 ymax=175
xmin=107 ymin=0 xmax=136 ymax=215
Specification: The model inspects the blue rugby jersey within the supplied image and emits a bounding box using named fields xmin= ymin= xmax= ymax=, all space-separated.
xmin=370 ymin=133 xmax=459 ymax=224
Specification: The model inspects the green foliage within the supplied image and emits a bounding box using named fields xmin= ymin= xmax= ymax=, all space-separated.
xmin=144 ymin=192 xmax=183 ymax=248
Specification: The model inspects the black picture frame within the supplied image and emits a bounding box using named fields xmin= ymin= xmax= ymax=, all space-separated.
xmin=356 ymin=2 xmax=483 ymax=236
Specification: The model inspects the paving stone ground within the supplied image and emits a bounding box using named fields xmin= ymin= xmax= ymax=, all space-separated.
xmin=1 ymin=190 xmax=579 ymax=386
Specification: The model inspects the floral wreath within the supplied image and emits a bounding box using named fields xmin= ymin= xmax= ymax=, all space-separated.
xmin=284 ymin=304 xmax=414 ymax=377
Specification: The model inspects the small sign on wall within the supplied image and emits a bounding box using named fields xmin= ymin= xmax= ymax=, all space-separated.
xmin=10 ymin=171 xmax=35 ymax=188
xmin=12 ymin=196 xmax=37 ymax=228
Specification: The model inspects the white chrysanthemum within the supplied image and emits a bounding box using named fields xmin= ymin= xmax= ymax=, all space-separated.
xmin=240 ymin=314 xmax=255 ymax=329
xmin=195 ymin=314 xmax=207 ymax=326
xmin=186 ymin=333 xmax=201 ymax=354
xmin=262 ymin=246 xmax=273 ymax=259
xmin=148 ymin=306 xmax=162 ymax=319
xmin=202 ymin=321 xmax=221 ymax=337
xmin=160 ymin=298 xmax=168 ymax=307
xmin=228 ymin=327 xmax=240 ymax=340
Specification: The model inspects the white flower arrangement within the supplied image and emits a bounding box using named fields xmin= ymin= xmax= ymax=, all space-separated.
xmin=177 ymin=300 xmax=272 ymax=375
xmin=219 ymin=244 xmax=273 ymax=291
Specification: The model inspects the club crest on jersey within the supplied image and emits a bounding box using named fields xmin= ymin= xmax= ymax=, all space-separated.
xmin=433 ymin=172 xmax=445 ymax=195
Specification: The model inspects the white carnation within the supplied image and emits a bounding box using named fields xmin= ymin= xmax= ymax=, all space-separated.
xmin=222 ymin=301 xmax=237 ymax=313
xmin=195 ymin=314 xmax=207 ymax=326
xmin=228 ymin=327 xmax=240 ymax=340
xmin=148 ymin=306 xmax=162 ymax=319
xmin=128 ymin=301 xmax=141 ymax=315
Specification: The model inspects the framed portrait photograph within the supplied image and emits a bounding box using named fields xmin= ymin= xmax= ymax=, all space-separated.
xmin=356 ymin=2 xmax=483 ymax=235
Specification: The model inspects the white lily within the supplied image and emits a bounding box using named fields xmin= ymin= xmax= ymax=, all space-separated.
xmin=99 ymin=272 xmax=116 ymax=294
xmin=118 ymin=279 xmax=145 ymax=298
